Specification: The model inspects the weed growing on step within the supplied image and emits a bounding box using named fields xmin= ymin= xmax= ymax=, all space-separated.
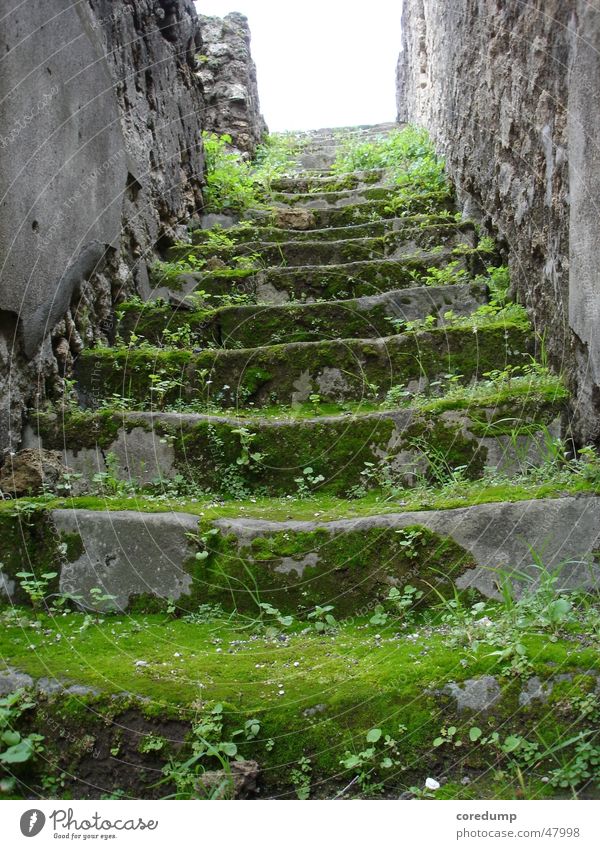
xmin=331 ymin=125 xmax=443 ymax=183
xmin=0 ymin=691 xmax=44 ymax=771
xmin=150 ymin=254 xmax=206 ymax=288
xmin=290 ymin=756 xmax=312 ymax=799
xmin=202 ymin=132 xmax=263 ymax=213
xmin=201 ymin=131 xmax=307 ymax=214
xmin=15 ymin=570 xmax=58 ymax=610
xmin=159 ymin=701 xmax=261 ymax=799
xmin=340 ymin=725 xmax=408 ymax=795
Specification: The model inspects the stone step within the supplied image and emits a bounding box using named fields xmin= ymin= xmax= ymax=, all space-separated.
xmin=291 ymin=122 xmax=398 ymax=145
xmin=2 ymin=495 xmax=597 ymax=613
xmin=75 ymin=323 xmax=532 ymax=410
xmin=296 ymin=148 xmax=338 ymax=170
xmin=30 ymin=394 xmax=563 ymax=497
xmin=120 ymin=281 xmax=488 ymax=349
xmin=271 ymin=184 xmax=399 ymax=209
xmin=156 ymin=252 xmax=475 ymax=305
xmin=2 ymin=607 xmax=597 ymax=802
xmin=206 ymin=496 xmax=600 ymax=612
xmin=175 ymin=223 xmax=477 ymax=269
xmin=268 ymin=169 xmax=386 ymax=193
xmin=246 ymin=190 xmax=454 ymax=228
xmin=191 ymin=214 xmax=465 ymax=245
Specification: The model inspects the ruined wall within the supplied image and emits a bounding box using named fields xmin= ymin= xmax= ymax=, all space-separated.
xmin=397 ymin=0 xmax=600 ymax=442
xmin=0 ymin=2 xmax=265 ymax=454
xmin=197 ymin=12 xmax=267 ymax=155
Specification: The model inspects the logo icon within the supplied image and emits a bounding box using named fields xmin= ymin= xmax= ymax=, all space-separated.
xmin=20 ymin=810 xmax=46 ymax=837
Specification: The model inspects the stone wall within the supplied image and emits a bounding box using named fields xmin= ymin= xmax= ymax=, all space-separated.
xmin=0 ymin=2 xmax=265 ymax=454
xmin=396 ymin=0 xmax=600 ymax=443
xmin=197 ymin=12 xmax=267 ymax=156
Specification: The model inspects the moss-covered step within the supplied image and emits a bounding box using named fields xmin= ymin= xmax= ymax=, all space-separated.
xmin=31 ymin=393 xmax=562 ymax=497
xmin=74 ymin=323 xmax=532 ymax=409
xmin=251 ymin=189 xmax=454 ymax=227
xmin=2 ymin=616 xmax=597 ymax=799
xmin=173 ymin=223 xmax=477 ymax=269
xmin=2 ymin=496 xmax=598 ymax=614
xmin=190 ymin=214 xmax=468 ymax=246
xmin=268 ymin=168 xmax=385 ymax=193
xmin=270 ymin=184 xmax=402 ymax=209
xmin=119 ymin=282 xmax=488 ymax=349
xmin=159 ymin=252 xmax=473 ymax=305
xmin=206 ymin=495 xmax=600 ymax=611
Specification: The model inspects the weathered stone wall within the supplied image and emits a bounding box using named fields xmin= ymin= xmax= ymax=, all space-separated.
xmin=0 ymin=2 xmax=265 ymax=454
xmin=197 ymin=12 xmax=267 ymax=156
xmin=397 ymin=0 xmax=600 ymax=443
xmin=0 ymin=0 xmax=205 ymax=452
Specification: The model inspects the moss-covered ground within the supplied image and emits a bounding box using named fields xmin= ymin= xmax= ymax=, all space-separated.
xmin=1 ymin=605 xmax=598 ymax=799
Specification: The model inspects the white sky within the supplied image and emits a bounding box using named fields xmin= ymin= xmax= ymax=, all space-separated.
xmin=195 ymin=1 xmax=401 ymax=132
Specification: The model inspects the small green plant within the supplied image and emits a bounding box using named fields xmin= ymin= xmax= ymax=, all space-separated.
xmin=158 ymin=702 xmax=259 ymax=799
xmin=92 ymin=452 xmax=134 ymax=496
xmin=294 ymin=466 xmax=325 ymax=498
xmin=202 ymin=132 xmax=263 ymax=212
xmin=231 ymin=427 xmax=264 ymax=469
xmin=16 ymin=571 xmax=57 ymax=610
xmin=162 ymin=323 xmax=198 ymax=348
xmin=89 ymin=587 xmax=118 ymax=611
xmin=151 ymin=254 xmax=206 ymax=287
xmin=0 ymin=691 xmax=44 ymax=765
xmin=183 ymin=603 xmax=227 ymax=624
xmin=139 ymin=734 xmax=166 ymax=754
xmin=307 ymin=604 xmax=337 ymax=633
xmin=384 ymin=383 xmax=411 ymax=406
xmin=290 ymin=756 xmax=312 ymax=799
xmin=195 ymin=226 xmax=236 ymax=254
xmin=413 ymin=260 xmax=470 ymax=288
xmin=386 ymin=584 xmax=424 ymax=620
xmin=340 ymin=725 xmax=407 ymax=794
xmin=258 ymin=602 xmax=294 ymax=630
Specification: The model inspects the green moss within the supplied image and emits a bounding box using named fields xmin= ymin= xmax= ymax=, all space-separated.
xmin=190 ymin=214 xmax=470 ymax=247
xmin=0 ymin=509 xmax=60 ymax=603
xmin=60 ymin=531 xmax=84 ymax=562
xmin=203 ymin=524 xmax=476 ymax=616
xmin=34 ymin=408 xmax=125 ymax=451
xmin=1 ymin=609 xmax=598 ymax=799
xmin=75 ymin=323 xmax=532 ymax=410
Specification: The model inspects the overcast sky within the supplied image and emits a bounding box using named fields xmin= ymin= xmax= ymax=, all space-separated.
xmin=195 ymin=1 xmax=401 ymax=132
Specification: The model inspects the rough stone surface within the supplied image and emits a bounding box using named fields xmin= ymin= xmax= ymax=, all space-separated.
xmin=273 ymin=208 xmax=317 ymax=231
xmin=444 ymin=676 xmax=503 ymax=713
xmin=0 ymin=668 xmax=34 ymax=696
xmin=519 ymin=676 xmax=554 ymax=707
xmin=51 ymin=509 xmax=201 ymax=612
xmin=396 ymin=0 xmax=600 ymax=443
xmin=215 ymin=497 xmax=600 ymax=598
xmin=0 ymin=0 xmax=205 ymax=453
xmin=0 ymin=667 xmax=96 ymax=697
xmin=197 ymin=13 xmax=267 ymax=155
xmin=0 ymin=448 xmax=67 ymax=496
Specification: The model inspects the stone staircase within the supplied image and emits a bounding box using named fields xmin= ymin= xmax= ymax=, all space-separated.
xmin=4 ymin=123 xmax=600 ymax=799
